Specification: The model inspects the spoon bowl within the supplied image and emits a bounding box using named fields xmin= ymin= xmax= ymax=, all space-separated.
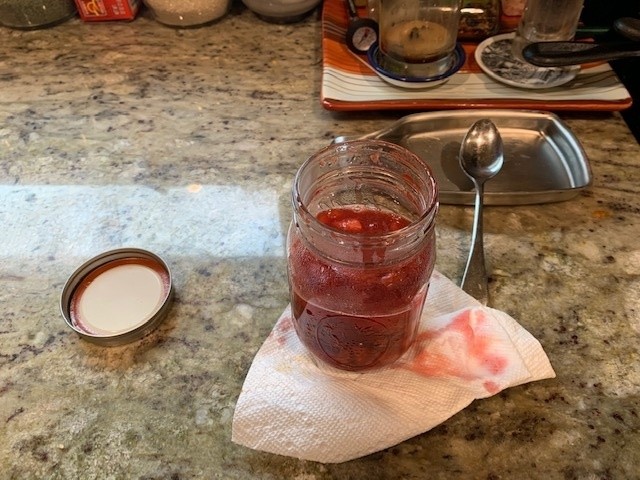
xmin=458 ymin=119 xmax=504 ymax=304
xmin=459 ymin=120 xmax=504 ymax=181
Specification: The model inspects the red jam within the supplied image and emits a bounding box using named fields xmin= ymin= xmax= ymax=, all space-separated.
xmin=288 ymin=206 xmax=435 ymax=371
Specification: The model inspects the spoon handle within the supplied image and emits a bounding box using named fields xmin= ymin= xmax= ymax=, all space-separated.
xmin=461 ymin=180 xmax=489 ymax=305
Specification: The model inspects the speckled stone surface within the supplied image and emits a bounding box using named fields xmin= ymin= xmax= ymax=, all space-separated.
xmin=1 ymin=4 xmax=640 ymax=479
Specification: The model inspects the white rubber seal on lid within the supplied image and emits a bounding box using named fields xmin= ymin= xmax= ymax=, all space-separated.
xmin=61 ymin=248 xmax=173 ymax=346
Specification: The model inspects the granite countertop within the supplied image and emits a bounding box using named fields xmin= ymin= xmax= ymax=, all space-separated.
xmin=1 ymin=4 xmax=640 ymax=479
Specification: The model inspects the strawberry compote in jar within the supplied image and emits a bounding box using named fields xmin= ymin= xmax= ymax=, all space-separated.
xmin=287 ymin=140 xmax=439 ymax=371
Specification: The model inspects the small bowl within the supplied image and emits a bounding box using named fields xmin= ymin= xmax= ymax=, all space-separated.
xmin=367 ymin=43 xmax=466 ymax=89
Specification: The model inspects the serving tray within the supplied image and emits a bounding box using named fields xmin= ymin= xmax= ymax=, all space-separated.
xmin=334 ymin=110 xmax=592 ymax=205
xmin=321 ymin=0 xmax=632 ymax=112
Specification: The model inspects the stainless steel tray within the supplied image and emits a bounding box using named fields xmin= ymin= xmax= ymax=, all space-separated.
xmin=337 ymin=110 xmax=591 ymax=205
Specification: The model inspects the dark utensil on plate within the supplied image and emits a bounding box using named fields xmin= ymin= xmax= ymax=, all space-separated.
xmin=522 ymin=41 xmax=640 ymax=66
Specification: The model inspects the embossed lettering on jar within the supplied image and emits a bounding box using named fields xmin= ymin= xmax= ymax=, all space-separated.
xmin=287 ymin=140 xmax=439 ymax=371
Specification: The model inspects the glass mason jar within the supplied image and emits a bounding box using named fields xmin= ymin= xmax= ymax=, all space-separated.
xmin=287 ymin=140 xmax=439 ymax=371
xmin=458 ymin=0 xmax=501 ymax=41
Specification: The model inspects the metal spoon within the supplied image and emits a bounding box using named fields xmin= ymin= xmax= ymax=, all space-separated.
xmin=459 ymin=119 xmax=504 ymax=305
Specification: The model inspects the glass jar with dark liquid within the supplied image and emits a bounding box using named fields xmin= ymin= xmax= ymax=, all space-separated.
xmin=287 ymin=140 xmax=439 ymax=371
xmin=378 ymin=0 xmax=462 ymax=77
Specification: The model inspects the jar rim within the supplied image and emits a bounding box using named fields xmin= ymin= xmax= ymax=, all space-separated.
xmin=293 ymin=139 xmax=439 ymax=245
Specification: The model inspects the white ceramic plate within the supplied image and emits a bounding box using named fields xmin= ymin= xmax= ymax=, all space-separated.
xmin=475 ymin=32 xmax=580 ymax=90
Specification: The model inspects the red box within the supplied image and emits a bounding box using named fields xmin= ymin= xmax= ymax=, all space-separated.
xmin=75 ymin=0 xmax=140 ymax=21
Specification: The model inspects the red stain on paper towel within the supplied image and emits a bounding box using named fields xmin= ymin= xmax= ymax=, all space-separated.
xmin=269 ymin=313 xmax=294 ymax=346
xmin=483 ymin=381 xmax=500 ymax=395
xmin=406 ymin=308 xmax=508 ymax=393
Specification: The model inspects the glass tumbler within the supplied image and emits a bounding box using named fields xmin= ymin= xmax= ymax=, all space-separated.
xmin=378 ymin=0 xmax=462 ymax=67
xmin=512 ymin=0 xmax=585 ymax=60
xmin=287 ymin=140 xmax=439 ymax=371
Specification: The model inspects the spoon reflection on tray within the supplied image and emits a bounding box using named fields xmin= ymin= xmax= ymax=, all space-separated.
xmin=440 ymin=140 xmax=475 ymax=191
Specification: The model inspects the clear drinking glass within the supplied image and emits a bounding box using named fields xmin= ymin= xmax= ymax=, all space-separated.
xmin=512 ymin=0 xmax=585 ymax=60
xmin=286 ymin=140 xmax=439 ymax=371
xmin=379 ymin=0 xmax=462 ymax=65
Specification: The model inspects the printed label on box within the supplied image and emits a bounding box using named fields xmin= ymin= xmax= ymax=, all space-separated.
xmin=75 ymin=0 xmax=140 ymax=21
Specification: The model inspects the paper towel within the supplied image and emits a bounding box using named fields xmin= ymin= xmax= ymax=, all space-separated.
xmin=231 ymin=270 xmax=555 ymax=463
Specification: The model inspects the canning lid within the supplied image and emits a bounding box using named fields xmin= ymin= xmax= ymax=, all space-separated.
xmin=60 ymin=248 xmax=174 ymax=346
